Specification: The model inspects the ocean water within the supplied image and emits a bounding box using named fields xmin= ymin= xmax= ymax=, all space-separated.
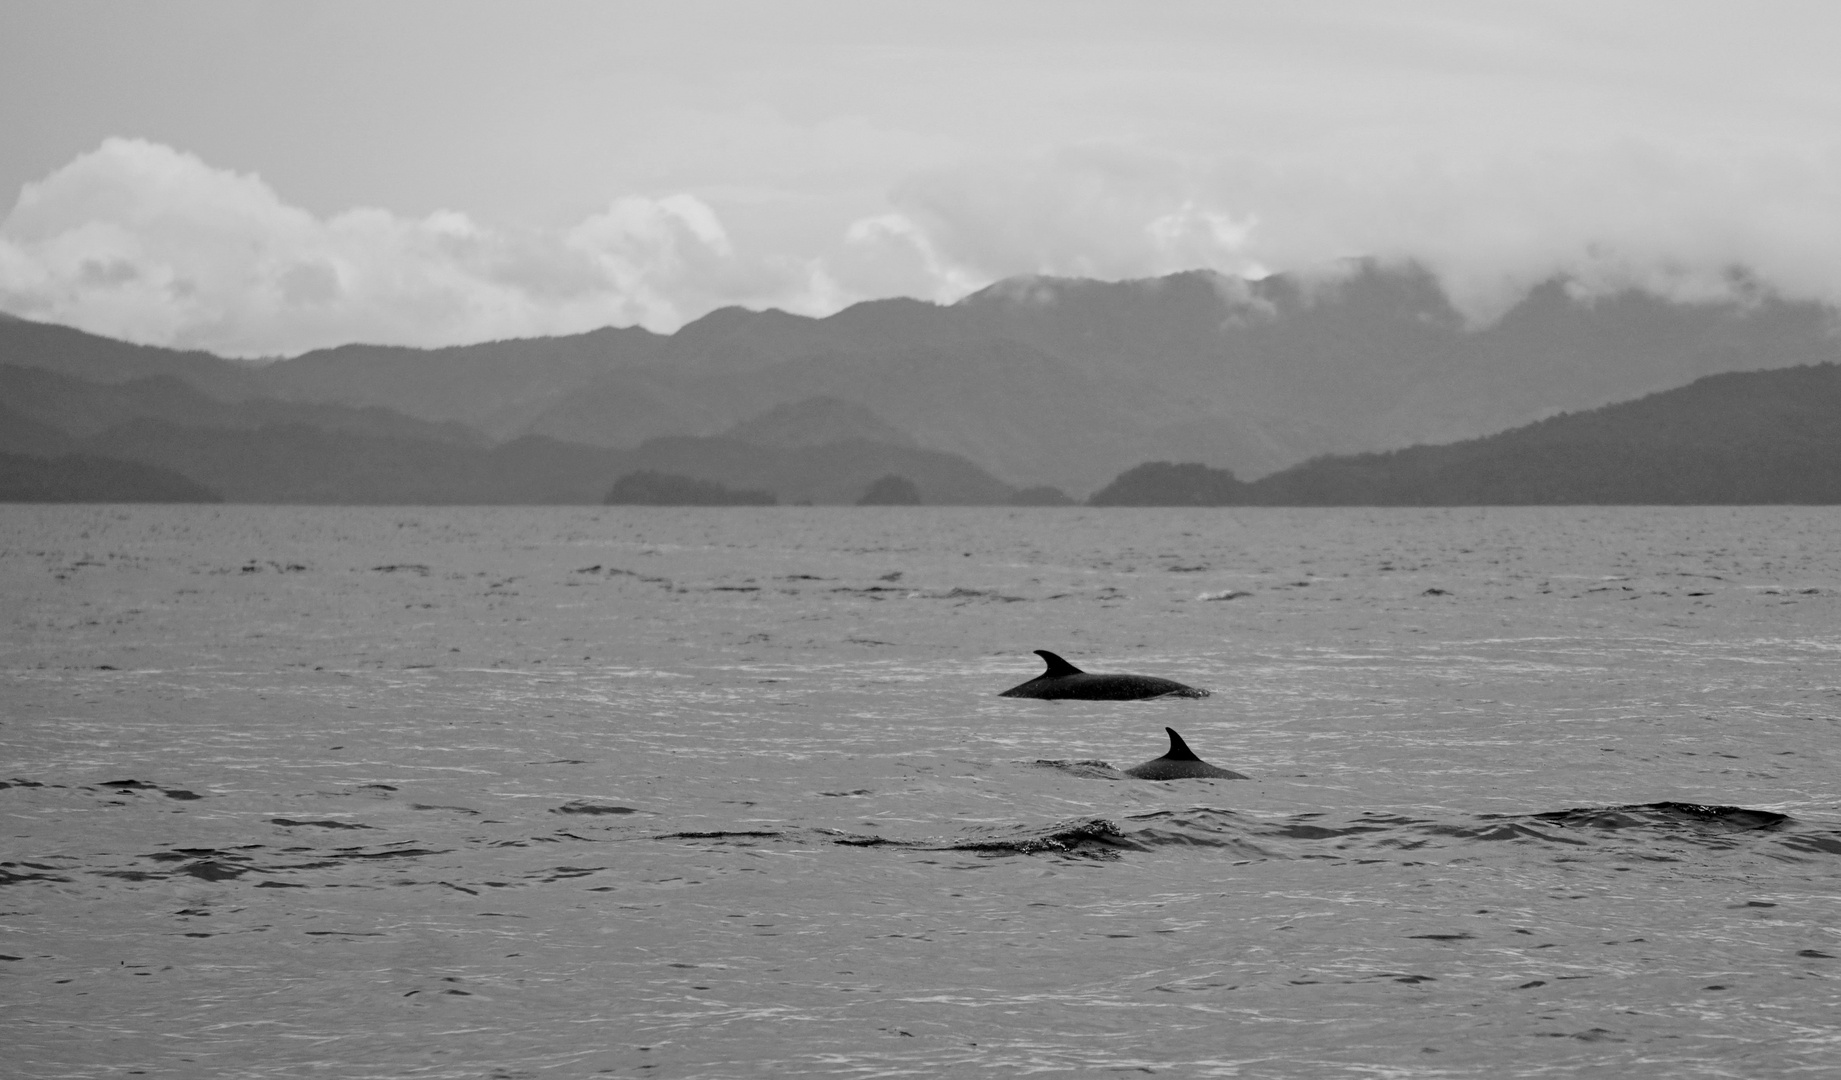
xmin=3 ymin=504 xmax=1839 ymax=1079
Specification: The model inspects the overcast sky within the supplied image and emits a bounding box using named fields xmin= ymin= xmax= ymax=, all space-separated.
xmin=3 ymin=0 xmax=1839 ymax=357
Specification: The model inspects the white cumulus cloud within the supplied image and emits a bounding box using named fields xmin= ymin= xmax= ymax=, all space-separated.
xmin=0 ymin=139 xmax=829 ymax=356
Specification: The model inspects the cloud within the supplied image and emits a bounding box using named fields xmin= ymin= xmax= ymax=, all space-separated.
xmin=869 ymin=138 xmax=1841 ymax=324
xmin=0 ymin=139 xmax=826 ymax=356
xmin=878 ymin=145 xmax=1266 ymax=283
xmin=5 ymin=134 xmax=1841 ymax=358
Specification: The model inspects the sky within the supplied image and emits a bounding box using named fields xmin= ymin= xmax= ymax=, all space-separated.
xmin=3 ymin=0 xmax=1839 ymax=357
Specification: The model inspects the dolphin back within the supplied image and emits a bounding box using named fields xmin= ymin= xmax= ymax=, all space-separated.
xmin=1122 ymin=727 xmax=1248 ymax=780
xmin=999 ymin=651 xmax=1210 ymax=700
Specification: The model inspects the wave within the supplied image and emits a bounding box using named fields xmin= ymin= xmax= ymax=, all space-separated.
xmin=800 ymin=802 xmax=1838 ymax=863
xmin=7 ymin=773 xmax=1834 ymax=891
xmin=652 ymin=802 xmax=1835 ymax=866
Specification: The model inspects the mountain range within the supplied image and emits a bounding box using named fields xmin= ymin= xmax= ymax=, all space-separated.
xmin=3 ymin=263 xmax=1839 ymax=503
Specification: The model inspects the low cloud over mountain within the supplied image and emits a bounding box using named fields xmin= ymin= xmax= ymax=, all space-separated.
xmin=7 ymin=137 xmax=1841 ymax=360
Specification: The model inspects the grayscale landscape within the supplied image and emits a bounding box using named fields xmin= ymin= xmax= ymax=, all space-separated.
xmin=4 ymin=4 xmax=1840 ymax=1078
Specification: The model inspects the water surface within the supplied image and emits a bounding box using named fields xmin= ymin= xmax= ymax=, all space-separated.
xmin=3 ymin=505 xmax=1839 ymax=1077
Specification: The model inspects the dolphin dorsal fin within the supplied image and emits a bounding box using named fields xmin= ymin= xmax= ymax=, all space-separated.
xmin=1034 ymin=650 xmax=1085 ymax=677
xmin=1163 ymin=727 xmax=1202 ymax=761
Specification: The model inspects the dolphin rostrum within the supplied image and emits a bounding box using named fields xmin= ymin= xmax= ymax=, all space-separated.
xmin=1123 ymin=727 xmax=1248 ymax=780
xmin=999 ymin=650 xmax=1209 ymax=701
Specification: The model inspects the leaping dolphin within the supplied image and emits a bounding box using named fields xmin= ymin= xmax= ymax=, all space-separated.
xmin=999 ymin=650 xmax=1209 ymax=700
xmin=1124 ymin=727 xmax=1248 ymax=780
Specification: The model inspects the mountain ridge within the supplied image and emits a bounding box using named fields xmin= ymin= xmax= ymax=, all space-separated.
xmin=0 ymin=363 xmax=1017 ymax=504
xmin=1088 ymin=362 xmax=1841 ymax=505
xmin=5 ymin=263 xmax=1839 ymax=493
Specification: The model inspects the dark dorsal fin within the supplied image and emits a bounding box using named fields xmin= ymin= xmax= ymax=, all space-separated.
xmin=1033 ymin=649 xmax=1085 ymax=677
xmin=1162 ymin=727 xmax=1202 ymax=761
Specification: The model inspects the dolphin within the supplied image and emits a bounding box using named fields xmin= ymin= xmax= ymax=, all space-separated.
xmin=1124 ymin=727 xmax=1248 ymax=780
xmin=999 ymin=650 xmax=1209 ymax=700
